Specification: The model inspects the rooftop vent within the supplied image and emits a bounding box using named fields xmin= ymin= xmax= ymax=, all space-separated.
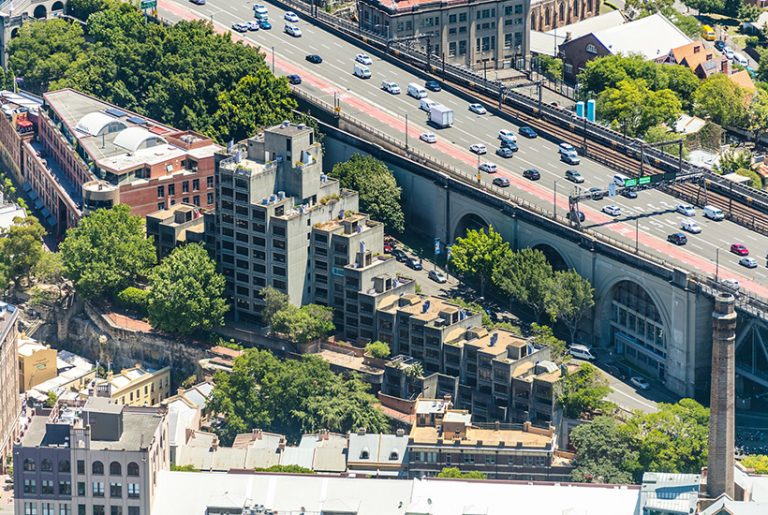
xmin=422 ymin=300 xmax=431 ymax=313
xmin=490 ymin=333 xmax=498 ymax=347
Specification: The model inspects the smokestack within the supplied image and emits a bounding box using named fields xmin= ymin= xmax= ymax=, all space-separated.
xmin=707 ymin=293 xmax=737 ymax=499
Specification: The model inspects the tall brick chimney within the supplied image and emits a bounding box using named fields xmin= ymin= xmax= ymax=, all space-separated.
xmin=707 ymin=293 xmax=737 ymax=499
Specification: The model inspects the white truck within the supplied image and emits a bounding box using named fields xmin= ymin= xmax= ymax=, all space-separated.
xmin=429 ymin=104 xmax=454 ymax=128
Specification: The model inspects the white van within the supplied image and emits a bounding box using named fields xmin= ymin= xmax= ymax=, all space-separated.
xmin=732 ymin=52 xmax=749 ymax=67
xmin=704 ymin=205 xmax=725 ymax=221
xmin=569 ymin=344 xmax=595 ymax=361
xmin=559 ymin=142 xmax=577 ymax=156
xmin=353 ymin=63 xmax=371 ymax=79
xmin=420 ymin=98 xmax=438 ymax=112
xmin=613 ymin=173 xmax=629 ymax=186
xmin=407 ymin=82 xmax=428 ymax=99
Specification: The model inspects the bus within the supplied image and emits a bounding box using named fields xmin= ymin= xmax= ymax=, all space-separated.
xmin=702 ymin=25 xmax=716 ymax=41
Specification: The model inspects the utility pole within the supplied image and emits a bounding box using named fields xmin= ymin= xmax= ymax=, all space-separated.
xmin=271 ymin=46 xmax=275 ymax=74
xmin=635 ymin=218 xmax=639 ymax=252
xmin=553 ymin=179 xmax=559 ymax=219
xmin=405 ymin=113 xmax=409 ymax=151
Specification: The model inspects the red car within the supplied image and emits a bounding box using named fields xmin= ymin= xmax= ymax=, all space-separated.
xmin=383 ymin=238 xmax=395 ymax=254
xmin=730 ymin=243 xmax=749 ymax=256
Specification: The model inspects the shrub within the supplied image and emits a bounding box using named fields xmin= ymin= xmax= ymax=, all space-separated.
xmin=735 ymin=168 xmax=763 ymax=189
xmin=365 ymin=341 xmax=391 ymax=359
xmin=117 ymin=286 xmax=149 ymax=314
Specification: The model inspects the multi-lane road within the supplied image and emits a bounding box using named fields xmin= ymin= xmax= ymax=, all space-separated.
xmin=160 ymin=0 xmax=768 ymax=296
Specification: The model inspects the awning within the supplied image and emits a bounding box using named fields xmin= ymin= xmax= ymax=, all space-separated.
xmin=40 ymin=207 xmax=51 ymax=219
xmin=33 ymin=199 xmax=43 ymax=210
xmin=45 ymin=216 xmax=57 ymax=227
xmin=22 ymin=182 xmax=32 ymax=192
xmin=27 ymin=189 xmax=38 ymax=201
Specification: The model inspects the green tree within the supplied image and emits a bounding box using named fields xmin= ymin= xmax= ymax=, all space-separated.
xmin=530 ymin=323 xmax=568 ymax=364
xmin=694 ymin=74 xmax=747 ymax=127
xmin=365 ymin=341 xmax=391 ymax=359
xmin=736 ymin=168 xmax=763 ymax=189
xmin=68 ymin=0 xmax=119 ymax=21
xmin=670 ymin=14 xmax=702 ymax=39
xmin=0 ymin=216 xmax=46 ymax=288
xmin=254 ymin=464 xmax=315 ymax=474
xmin=741 ymin=455 xmax=768 ymax=473
xmin=748 ymin=88 xmax=768 ymax=143
xmin=59 ymin=204 xmax=157 ymax=299
xmin=437 ymin=467 xmax=487 ymax=479
xmin=272 ymin=304 xmax=334 ymax=344
xmin=557 ymin=363 xmax=612 ymax=418
xmin=714 ymin=149 xmax=753 ymax=175
xmin=450 ymin=225 xmax=510 ymax=297
xmin=679 ymin=0 xmax=724 ymax=13
xmin=329 ymin=155 xmax=405 ymax=233
xmin=738 ymin=4 xmax=762 ymax=22
xmin=598 ymin=79 xmax=681 ymax=137
xmin=45 ymin=391 xmax=58 ymax=408
xmin=625 ymin=0 xmax=675 ymax=17
xmin=147 ymin=244 xmax=228 ymax=335
xmin=116 ymin=287 xmax=149 ymax=314
xmin=570 ymin=416 xmax=640 ymax=484
xmin=492 ymin=248 xmax=552 ymax=321
xmin=547 ymin=270 xmax=595 ymax=344
xmin=170 ymin=464 xmax=199 ymax=472
xmin=260 ymin=286 xmax=290 ymax=327
xmin=536 ymin=55 xmax=563 ymax=80
xmin=32 ymin=252 xmax=64 ymax=286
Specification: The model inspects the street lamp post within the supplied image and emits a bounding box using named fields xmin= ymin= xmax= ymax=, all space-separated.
xmin=553 ymin=179 xmax=560 ymax=219
xmin=635 ymin=218 xmax=639 ymax=252
xmin=271 ymin=46 xmax=275 ymax=74
xmin=405 ymin=113 xmax=409 ymax=151
xmin=716 ymin=248 xmax=720 ymax=282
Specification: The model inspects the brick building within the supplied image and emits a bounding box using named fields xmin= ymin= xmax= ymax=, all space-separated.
xmin=0 ymin=302 xmax=20 ymax=474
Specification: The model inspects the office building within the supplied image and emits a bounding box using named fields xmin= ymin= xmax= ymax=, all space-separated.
xmin=13 ymin=397 xmax=168 ymax=515
xmin=357 ymin=0 xmax=530 ymax=70
xmin=86 ymin=364 xmax=171 ymax=407
xmin=0 ymin=302 xmax=20 ymax=473
xmin=17 ymin=336 xmax=58 ymax=392
xmin=21 ymin=88 xmax=219 ymax=237
xmin=0 ymin=90 xmax=39 ymax=185
xmin=145 ymin=203 xmax=206 ymax=259
xmin=529 ymin=0 xmax=601 ymax=32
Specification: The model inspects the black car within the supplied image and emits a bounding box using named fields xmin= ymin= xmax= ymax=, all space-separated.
xmin=589 ymin=187 xmax=604 ymax=200
xmin=621 ymin=188 xmax=638 ymax=199
xmin=306 ymin=54 xmax=323 ymax=64
xmin=496 ymin=147 xmax=514 ymax=158
xmin=714 ymin=40 xmax=726 ymax=51
xmin=287 ymin=74 xmax=302 ymax=85
xmin=492 ymin=177 xmax=510 ymax=187
xmin=425 ymin=80 xmax=442 ymax=92
xmin=500 ymin=140 xmax=518 ymax=151
xmin=391 ymin=249 xmax=408 ymax=262
xmin=523 ymin=169 xmax=540 ymax=181
xmin=567 ymin=210 xmax=586 ymax=222
xmin=667 ymin=232 xmax=688 ymax=245
xmin=406 ymin=257 xmax=423 ymax=270
xmin=519 ymin=126 xmax=538 ymax=138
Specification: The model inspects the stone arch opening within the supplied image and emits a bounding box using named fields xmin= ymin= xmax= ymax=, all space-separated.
xmin=33 ymin=5 xmax=47 ymax=19
xmin=52 ymin=1 xmax=65 ymax=12
xmin=532 ymin=244 xmax=568 ymax=271
xmin=10 ymin=28 xmax=19 ymax=38
xmin=735 ymin=320 xmax=768 ymax=414
xmin=453 ymin=213 xmax=489 ymax=241
xmin=545 ymin=7 xmax=551 ymax=27
xmin=559 ymin=2 xmax=565 ymax=21
xmin=573 ymin=0 xmax=579 ymax=18
xmin=604 ymin=280 xmax=669 ymax=380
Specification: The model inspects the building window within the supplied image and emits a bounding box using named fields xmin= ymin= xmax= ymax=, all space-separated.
xmin=23 ymin=479 xmax=37 ymax=494
xmin=192 ymin=179 xmax=200 ymax=191
xmin=110 ymin=508 xmax=122 ymax=515
xmin=58 ymin=481 xmax=71 ymax=495
xmin=59 ymin=460 xmax=71 ymax=473
xmin=504 ymin=33 xmax=512 ymax=49
xmin=78 ymin=506 xmax=85 ymax=515
xmin=109 ymin=462 xmax=122 ymax=476
xmin=93 ymin=507 xmax=105 ymax=515
xmin=42 ymin=504 xmax=54 ymax=515
xmin=182 ymin=181 xmax=189 ymax=193
xmin=24 ymin=503 xmax=37 ymax=515
xmin=59 ymin=505 xmax=71 ymax=515
xmin=449 ymin=41 xmax=457 ymax=57
xmin=41 ymin=480 xmax=54 ymax=495
xmin=128 ymin=508 xmax=140 ymax=515
xmin=110 ymin=482 xmax=122 ymax=498
xmin=168 ymin=183 xmax=175 ymax=196
xmin=92 ymin=481 xmax=105 ymax=497
xmin=77 ymin=482 xmax=85 ymax=496
xmin=207 ymin=176 xmax=214 ymax=189
xmin=127 ymin=483 xmax=140 ymax=499
xmin=207 ymin=193 xmax=213 ymax=204
xmin=564 ymin=63 xmax=573 ymax=74
xmin=449 ymin=13 xmax=456 ymax=23
xmin=157 ymin=202 xmax=165 ymax=210
xmin=193 ymin=195 xmax=200 ymax=206
xmin=23 ymin=458 xmax=36 ymax=472
xmin=586 ymin=43 xmax=597 ymax=54
xmin=157 ymin=185 xmax=164 ymax=198
xmin=41 ymin=459 xmax=53 ymax=472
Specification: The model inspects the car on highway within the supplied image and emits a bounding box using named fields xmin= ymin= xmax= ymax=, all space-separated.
xmin=391 ymin=249 xmax=408 ymax=262
xmin=470 ymin=143 xmax=487 ymax=154
xmin=715 ymin=40 xmax=726 ymax=51
xmin=561 ymin=152 xmax=581 ymax=165
xmin=498 ymin=129 xmax=517 ymax=143
xmin=602 ymin=204 xmax=621 ymax=217
xmin=740 ymin=256 xmax=758 ymax=268
xmin=425 ymin=80 xmax=442 ymax=92
xmin=492 ymin=177 xmax=510 ymax=187
xmin=381 ymin=81 xmax=400 ymax=94
xmin=500 ymin=139 xmax=518 ymax=151
xmin=479 ymin=162 xmax=497 ymax=173
xmin=469 ymin=103 xmax=487 ymax=115
xmin=630 ymin=376 xmax=650 ymax=390
xmin=730 ymin=243 xmax=749 ymax=256
xmin=259 ymin=19 xmax=272 ymax=30
xmin=519 ymin=126 xmax=537 ymax=138
xmin=284 ymin=24 xmax=302 ymax=37
xmin=190 ymin=0 xmax=206 ymax=4
xmin=589 ymin=187 xmax=604 ymax=200
xmin=721 ymin=278 xmax=740 ymax=291
xmin=680 ymin=219 xmax=701 ymax=233
xmin=567 ymin=210 xmax=585 ymax=222
xmin=565 ymin=169 xmax=584 ymax=183
xmin=284 ymin=11 xmax=299 ymax=22
xmin=287 ymin=74 xmax=302 ymax=85
xmin=305 ymin=54 xmax=322 ymax=64
xmin=355 ymin=53 xmax=373 ymax=65
xmin=676 ymin=204 xmax=696 ymax=216
xmin=406 ymin=257 xmax=423 ymax=270
xmin=523 ymin=169 xmax=541 ymax=181
xmin=247 ymin=21 xmax=260 ymax=31
xmin=621 ymin=188 xmax=638 ymax=199
xmin=667 ymin=232 xmax=688 ymax=245
xmin=428 ymin=269 xmax=448 ymax=283
xmin=232 ymin=22 xmax=248 ymax=32
xmin=420 ymin=132 xmax=437 ymax=144
xmin=496 ymin=147 xmax=514 ymax=158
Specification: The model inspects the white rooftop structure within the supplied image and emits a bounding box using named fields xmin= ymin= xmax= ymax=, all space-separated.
xmin=27 ymin=349 xmax=95 ymax=402
xmin=112 ymin=125 xmax=167 ymax=153
xmin=674 ymin=114 xmax=707 ymax=135
xmin=592 ymin=13 xmax=691 ymax=61
xmin=155 ymin=471 xmax=642 ymax=515
xmin=75 ymin=111 xmax=128 ymax=137
xmin=415 ymin=399 xmax=448 ymax=415
xmin=0 ymin=200 xmax=25 ymax=231
xmin=530 ymin=11 xmax=626 ymax=56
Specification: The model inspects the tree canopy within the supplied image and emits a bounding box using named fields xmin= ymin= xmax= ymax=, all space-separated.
xmin=694 ymin=74 xmax=747 ymax=127
xmin=547 ymin=270 xmax=595 ymax=344
xmin=598 ymin=79 xmax=682 ymax=137
xmin=329 ymin=155 xmax=405 ymax=233
xmin=208 ymin=349 xmax=389 ymax=444
xmin=437 ymin=467 xmax=487 ymax=479
xmin=0 ymin=216 xmax=46 ymax=288
xmin=365 ymin=341 xmax=391 ymax=359
xmin=741 ymin=455 xmax=768 ymax=474
xmin=450 ymin=225 xmax=510 ymax=296
xmin=146 ymin=243 xmax=228 ymax=335
xmin=272 ymin=303 xmax=335 ymax=345
xmin=557 ymin=363 xmax=612 ymax=418
xmin=59 ymin=204 xmax=157 ymax=299
xmin=492 ymin=248 xmax=552 ymax=321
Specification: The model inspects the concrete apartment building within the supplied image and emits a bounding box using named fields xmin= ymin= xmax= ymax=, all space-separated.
xmin=0 ymin=302 xmax=20 ymax=473
xmin=145 ymin=202 xmax=206 ymax=259
xmin=357 ymin=0 xmax=530 ymax=70
xmin=87 ymin=365 xmax=171 ymax=407
xmin=13 ymin=397 xmax=168 ymax=515
xmin=12 ymin=88 xmax=219 ymax=238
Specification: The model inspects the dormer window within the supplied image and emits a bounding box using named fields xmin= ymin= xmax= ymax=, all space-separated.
xmin=586 ymin=44 xmax=597 ymax=54
xmin=389 ymin=451 xmax=399 ymax=461
xmin=360 ymin=449 xmax=370 ymax=460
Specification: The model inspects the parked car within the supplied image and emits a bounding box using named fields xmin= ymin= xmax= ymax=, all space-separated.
xmin=589 ymin=187 xmax=604 ymax=200
xmin=630 ymin=376 xmax=650 ymax=390
xmin=391 ymin=249 xmax=408 ymax=262
xmin=740 ymin=257 xmax=758 ymax=268
xmin=602 ymin=204 xmax=621 ymax=217
xmin=730 ymin=243 xmax=749 ymax=256
xmin=406 ymin=257 xmax=423 ymax=270
xmin=469 ymin=103 xmax=487 ymax=114
xmin=259 ymin=19 xmax=272 ymax=29
xmin=496 ymin=147 xmax=514 ymax=158
xmin=567 ymin=210 xmax=585 ymax=222
xmin=478 ymin=162 xmax=497 ymax=173
xmin=470 ymin=143 xmax=487 ymax=154
xmin=383 ymin=239 xmax=395 ymax=253
xmin=680 ymin=219 xmax=701 ymax=234
xmin=305 ymin=54 xmax=323 ymax=64
xmin=355 ymin=53 xmax=373 ymax=65
xmin=565 ymin=169 xmax=584 ymax=183
xmin=232 ymin=22 xmax=248 ymax=32
xmin=428 ymin=269 xmax=447 ymax=283
xmin=676 ymin=204 xmax=696 ymax=217
xmin=492 ymin=177 xmax=510 ymax=187
xmin=667 ymin=232 xmax=688 ymax=245
xmin=724 ymin=47 xmax=735 ymax=60
xmin=523 ymin=169 xmax=540 ymax=181
xmin=424 ymin=80 xmax=441 ymax=92
xmin=569 ymin=344 xmax=595 ymax=361
xmin=519 ymin=126 xmax=538 ymax=138
xmin=715 ymin=40 xmax=726 ymax=51
xmin=621 ymin=188 xmax=638 ymax=199
xmin=420 ymin=132 xmax=437 ymax=143
xmin=287 ymin=74 xmax=302 ymax=85
xmin=284 ymin=11 xmax=299 ymax=22
xmin=381 ymin=81 xmax=401 ymax=94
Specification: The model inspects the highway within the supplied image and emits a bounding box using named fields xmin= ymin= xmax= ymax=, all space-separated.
xmin=159 ymin=0 xmax=768 ymax=297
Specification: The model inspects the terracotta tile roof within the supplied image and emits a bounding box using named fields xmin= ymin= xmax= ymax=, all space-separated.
xmin=729 ymin=70 xmax=756 ymax=93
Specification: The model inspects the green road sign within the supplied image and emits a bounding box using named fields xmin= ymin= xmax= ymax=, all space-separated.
xmin=624 ymin=178 xmax=638 ymax=187
xmin=140 ymin=0 xmax=156 ymax=9
xmin=625 ymin=172 xmax=677 ymax=188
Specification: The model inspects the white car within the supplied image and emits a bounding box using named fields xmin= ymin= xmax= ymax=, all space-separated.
xmin=676 ymin=204 xmax=696 ymax=217
xmin=355 ymin=53 xmax=373 ymax=65
xmin=470 ymin=143 xmax=487 ymax=154
xmin=721 ymin=278 xmax=740 ymax=291
xmin=469 ymin=103 xmax=487 ymax=115
xmin=428 ymin=270 xmax=447 ymax=283
xmin=724 ymin=47 xmax=734 ymax=59
xmin=284 ymin=11 xmax=299 ymax=22
xmin=498 ymin=129 xmax=517 ymax=142
xmin=284 ymin=24 xmax=302 ymax=37
xmin=680 ymin=219 xmax=701 ymax=234
xmin=381 ymin=81 xmax=400 ymax=94
xmin=602 ymin=204 xmax=621 ymax=217
xmin=420 ymin=132 xmax=437 ymax=144
xmin=630 ymin=376 xmax=650 ymax=390
xmin=740 ymin=257 xmax=758 ymax=268
xmin=478 ymin=162 xmax=497 ymax=173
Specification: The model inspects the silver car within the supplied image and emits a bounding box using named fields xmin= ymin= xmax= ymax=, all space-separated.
xmin=428 ymin=270 xmax=447 ymax=283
